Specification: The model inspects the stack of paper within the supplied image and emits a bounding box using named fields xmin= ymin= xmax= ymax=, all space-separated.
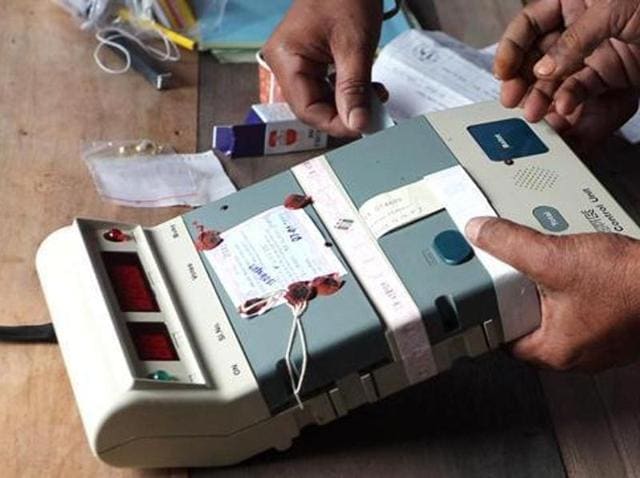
xmin=373 ymin=29 xmax=640 ymax=143
xmin=372 ymin=30 xmax=499 ymax=120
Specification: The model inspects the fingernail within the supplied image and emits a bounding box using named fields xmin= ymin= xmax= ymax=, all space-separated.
xmin=465 ymin=217 xmax=491 ymax=243
xmin=535 ymin=56 xmax=556 ymax=76
xmin=348 ymin=106 xmax=369 ymax=131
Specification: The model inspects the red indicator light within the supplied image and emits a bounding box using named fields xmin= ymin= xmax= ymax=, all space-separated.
xmin=101 ymin=252 xmax=159 ymax=312
xmin=127 ymin=322 xmax=179 ymax=361
xmin=104 ymin=228 xmax=130 ymax=242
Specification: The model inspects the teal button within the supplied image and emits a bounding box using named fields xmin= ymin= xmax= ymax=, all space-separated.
xmin=433 ymin=230 xmax=474 ymax=265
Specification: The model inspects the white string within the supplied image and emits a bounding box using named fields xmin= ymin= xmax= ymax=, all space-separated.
xmin=94 ymin=23 xmax=180 ymax=75
xmin=290 ymin=300 xmax=309 ymax=378
xmin=285 ymin=302 xmax=309 ymax=410
xmin=237 ymin=287 xmax=310 ymax=410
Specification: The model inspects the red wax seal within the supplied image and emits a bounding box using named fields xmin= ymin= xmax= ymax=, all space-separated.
xmin=284 ymin=194 xmax=312 ymax=210
xmin=240 ymin=298 xmax=268 ymax=317
xmin=285 ymin=281 xmax=317 ymax=307
xmin=193 ymin=221 xmax=223 ymax=251
xmin=103 ymin=228 xmax=130 ymax=242
xmin=311 ymin=273 xmax=344 ymax=296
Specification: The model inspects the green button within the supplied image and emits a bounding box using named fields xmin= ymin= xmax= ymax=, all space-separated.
xmin=147 ymin=370 xmax=174 ymax=381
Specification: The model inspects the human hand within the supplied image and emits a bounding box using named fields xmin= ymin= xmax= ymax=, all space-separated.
xmin=466 ymin=216 xmax=640 ymax=372
xmin=262 ymin=0 xmax=383 ymax=137
xmin=495 ymin=0 xmax=640 ymax=145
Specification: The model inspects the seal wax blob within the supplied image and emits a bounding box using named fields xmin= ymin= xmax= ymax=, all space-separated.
xmin=284 ymin=281 xmax=317 ymax=307
xmin=193 ymin=221 xmax=223 ymax=251
xmin=239 ymin=297 xmax=269 ymax=316
xmin=311 ymin=272 xmax=344 ymax=296
xmin=238 ymin=273 xmax=345 ymax=318
xmin=284 ymin=194 xmax=312 ymax=210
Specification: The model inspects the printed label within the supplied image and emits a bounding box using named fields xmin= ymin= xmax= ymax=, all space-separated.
xmin=359 ymin=180 xmax=443 ymax=238
xmin=203 ymin=206 xmax=346 ymax=308
xmin=263 ymin=121 xmax=328 ymax=155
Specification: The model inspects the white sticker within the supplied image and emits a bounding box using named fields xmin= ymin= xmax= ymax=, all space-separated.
xmin=359 ymin=180 xmax=443 ymax=238
xmin=203 ymin=206 xmax=346 ymax=308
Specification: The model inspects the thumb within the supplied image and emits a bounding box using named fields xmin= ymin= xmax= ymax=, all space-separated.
xmin=333 ymin=42 xmax=376 ymax=133
xmin=465 ymin=217 xmax=559 ymax=285
xmin=533 ymin=0 xmax=636 ymax=80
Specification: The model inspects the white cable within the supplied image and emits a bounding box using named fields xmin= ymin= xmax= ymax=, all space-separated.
xmin=94 ymin=23 xmax=180 ymax=75
xmin=94 ymin=29 xmax=131 ymax=74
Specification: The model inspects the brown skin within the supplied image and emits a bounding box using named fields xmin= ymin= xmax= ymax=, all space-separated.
xmin=495 ymin=0 xmax=640 ymax=148
xmin=262 ymin=0 xmax=384 ymax=137
xmin=264 ymin=0 xmax=640 ymax=372
xmin=466 ymin=218 xmax=640 ymax=372
xmin=489 ymin=0 xmax=640 ymax=371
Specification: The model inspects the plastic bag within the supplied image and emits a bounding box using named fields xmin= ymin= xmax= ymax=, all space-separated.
xmin=54 ymin=0 xmax=155 ymax=30
xmin=82 ymin=139 xmax=174 ymax=159
xmin=82 ymin=140 xmax=236 ymax=208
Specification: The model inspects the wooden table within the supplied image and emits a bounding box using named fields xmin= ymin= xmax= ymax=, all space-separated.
xmin=3 ymin=1 xmax=640 ymax=477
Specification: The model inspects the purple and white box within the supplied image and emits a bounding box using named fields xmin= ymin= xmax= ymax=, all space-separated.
xmin=213 ymin=103 xmax=329 ymax=158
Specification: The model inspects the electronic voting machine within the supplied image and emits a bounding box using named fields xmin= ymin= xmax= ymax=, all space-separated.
xmin=36 ymin=102 xmax=640 ymax=467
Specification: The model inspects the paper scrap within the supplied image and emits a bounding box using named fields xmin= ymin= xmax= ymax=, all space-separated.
xmin=203 ymin=206 xmax=346 ymax=308
xmin=372 ymin=30 xmax=499 ymax=120
xmin=359 ymin=180 xmax=443 ymax=238
xmin=85 ymin=150 xmax=236 ymax=207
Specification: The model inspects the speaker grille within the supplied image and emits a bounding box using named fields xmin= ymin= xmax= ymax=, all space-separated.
xmin=513 ymin=166 xmax=559 ymax=192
